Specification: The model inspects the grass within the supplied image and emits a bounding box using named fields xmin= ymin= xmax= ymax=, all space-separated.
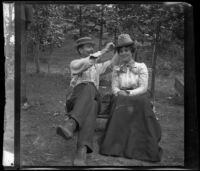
xmin=4 ymin=34 xmax=184 ymax=167
xmin=19 ymin=67 xmax=184 ymax=166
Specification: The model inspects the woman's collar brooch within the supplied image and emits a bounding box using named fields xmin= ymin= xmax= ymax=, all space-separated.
xmin=115 ymin=61 xmax=136 ymax=73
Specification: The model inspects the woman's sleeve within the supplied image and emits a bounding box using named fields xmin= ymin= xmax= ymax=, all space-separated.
xmin=112 ymin=70 xmax=121 ymax=96
xmin=128 ymin=63 xmax=149 ymax=96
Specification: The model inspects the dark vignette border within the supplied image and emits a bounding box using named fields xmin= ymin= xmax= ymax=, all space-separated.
xmin=1 ymin=2 xmax=5 ymax=170
xmin=184 ymin=1 xmax=199 ymax=170
xmin=5 ymin=0 xmax=198 ymax=170
xmin=2 ymin=1 xmax=21 ymax=170
xmin=14 ymin=1 xmax=21 ymax=170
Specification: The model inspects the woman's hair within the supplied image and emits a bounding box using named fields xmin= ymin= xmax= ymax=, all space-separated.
xmin=112 ymin=44 xmax=136 ymax=66
xmin=116 ymin=44 xmax=135 ymax=54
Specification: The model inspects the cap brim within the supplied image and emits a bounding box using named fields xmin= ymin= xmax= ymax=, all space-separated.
xmin=75 ymin=41 xmax=95 ymax=47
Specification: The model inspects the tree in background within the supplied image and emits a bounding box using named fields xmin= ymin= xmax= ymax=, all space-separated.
xmin=20 ymin=4 xmax=33 ymax=106
xmin=27 ymin=3 xmax=184 ymax=76
xmin=24 ymin=3 xmax=184 ymax=107
xmin=109 ymin=3 xmax=184 ymax=98
xmin=27 ymin=4 xmax=67 ymax=73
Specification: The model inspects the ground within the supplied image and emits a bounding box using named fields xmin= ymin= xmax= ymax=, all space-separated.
xmin=3 ymin=36 xmax=184 ymax=167
xmin=18 ymin=70 xmax=184 ymax=167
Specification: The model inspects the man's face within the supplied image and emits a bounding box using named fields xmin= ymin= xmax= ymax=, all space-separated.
xmin=79 ymin=43 xmax=94 ymax=57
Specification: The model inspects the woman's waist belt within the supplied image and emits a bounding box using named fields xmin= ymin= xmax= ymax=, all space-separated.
xmin=120 ymin=87 xmax=135 ymax=90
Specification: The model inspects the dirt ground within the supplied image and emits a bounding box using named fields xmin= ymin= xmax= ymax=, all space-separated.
xmin=17 ymin=71 xmax=184 ymax=167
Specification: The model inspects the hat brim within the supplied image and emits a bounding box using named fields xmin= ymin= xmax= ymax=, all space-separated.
xmin=75 ymin=41 xmax=95 ymax=47
xmin=116 ymin=41 xmax=134 ymax=48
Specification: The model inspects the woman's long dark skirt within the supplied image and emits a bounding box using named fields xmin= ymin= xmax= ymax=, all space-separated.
xmin=99 ymin=94 xmax=163 ymax=162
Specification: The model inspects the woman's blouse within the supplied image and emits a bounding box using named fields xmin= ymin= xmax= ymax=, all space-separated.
xmin=112 ymin=60 xmax=149 ymax=96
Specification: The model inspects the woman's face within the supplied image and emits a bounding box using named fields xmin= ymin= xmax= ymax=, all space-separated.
xmin=118 ymin=46 xmax=132 ymax=64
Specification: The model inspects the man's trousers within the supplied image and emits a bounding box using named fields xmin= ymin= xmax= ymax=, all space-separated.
xmin=66 ymin=82 xmax=101 ymax=153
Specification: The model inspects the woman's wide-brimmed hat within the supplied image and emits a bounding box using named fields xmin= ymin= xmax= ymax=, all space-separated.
xmin=75 ymin=37 xmax=95 ymax=48
xmin=116 ymin=34 xmax=134 ymax=48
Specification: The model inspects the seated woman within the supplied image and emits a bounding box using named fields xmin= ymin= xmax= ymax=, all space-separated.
xmin=99 ymin=34 xmax=163 ymax=162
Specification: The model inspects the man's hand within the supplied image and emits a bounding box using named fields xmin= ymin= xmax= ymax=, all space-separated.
xmin=104 ymin=42 xmax=115 ymax=52
xmin=117 ymin=90 xmax=129 ymax=96
xmin=101 ymin=42 xmax=115 ymax=54
xmin=95 ymin=42 xmax=115 ymax=63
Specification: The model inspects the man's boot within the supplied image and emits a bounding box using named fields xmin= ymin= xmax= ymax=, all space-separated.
xmin=56 ymin=118 xmax=77 ymax=140
xmin=73 ymin=145 xmax=87 ymax=166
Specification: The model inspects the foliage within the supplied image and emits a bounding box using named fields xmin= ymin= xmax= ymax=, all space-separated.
xmin=27 ymin=4 xmax=67 ymax=50
xmin=64 ymin=3 xmax=184 ymax=60
xmin=113 ymin=3 xmax=184 ymax=44
xmin=63 ymin=4 xmax=107 ymax=38
xmin=110 ymin=3 xmax=184 ymax=74
xmin=27 ymin=3 xmax=184 ymax=74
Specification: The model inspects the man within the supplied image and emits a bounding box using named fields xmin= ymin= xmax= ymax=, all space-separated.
xmin=56 ymin=37 xmax=115 ymax=166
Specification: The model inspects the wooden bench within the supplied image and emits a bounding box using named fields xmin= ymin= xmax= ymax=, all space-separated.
xmin=64 ymin=67 xmax=153 ymax=130
xmin=172 ymin=77 xmax=184 ymax=105
xmin=174 ymin=77 xmax=184 ymax=96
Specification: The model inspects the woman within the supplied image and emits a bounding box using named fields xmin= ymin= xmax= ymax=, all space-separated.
xmin=99 ymin=34 xmax=162 ymax=162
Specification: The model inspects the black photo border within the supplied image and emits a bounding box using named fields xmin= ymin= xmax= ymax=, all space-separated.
xmin=2 ymin=0 xmax=199 ymax=170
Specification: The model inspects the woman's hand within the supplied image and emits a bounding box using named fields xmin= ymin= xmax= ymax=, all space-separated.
xmin=117 ymin=90 xmax=129 ymax=96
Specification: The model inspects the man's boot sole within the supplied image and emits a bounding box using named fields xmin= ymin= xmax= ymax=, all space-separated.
xmin=73 ymin=158 xmax=86 ymax=166
xmin=56 ymin=126 xmax=73 ymax=140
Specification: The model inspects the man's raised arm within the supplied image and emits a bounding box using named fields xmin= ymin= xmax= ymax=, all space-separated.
xmin=70 ymin=42 xmax=115 ymax=75
xmin=70 ymin=57 xmax=94 ymax=75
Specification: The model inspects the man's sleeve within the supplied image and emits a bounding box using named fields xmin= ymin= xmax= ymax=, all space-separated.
xmin=97 ymin=60 xmax=112 ymax=75
xmin=70 ymin=51 xmax=103 ymax=75
xmin=70 ymin=57 xmax=92 ymax=75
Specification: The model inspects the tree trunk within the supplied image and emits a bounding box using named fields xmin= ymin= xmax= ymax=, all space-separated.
xmin=99 ymin=5 xmax=104 ymax=50
xmin=114 ymin=27 xmax=117 ymax=45
xmin=151 ymin=22 xmax=160 ymax=100
xmin=35 ymin=42 xmax=40 ymax=73
xmin=21 ymin=17 xmax=27 ymax=103
xmin=114 ymin=5 xmax=118 ymax=46
xmin=47 ymin=44 xmax=53 ymax=73
xmin=47 ymin=60 xmax=50 ymax=73
xmin=79 ymin=5 xmax=83 ymax=37
xmin=135 ymin=47 xmax=138 ymax=62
